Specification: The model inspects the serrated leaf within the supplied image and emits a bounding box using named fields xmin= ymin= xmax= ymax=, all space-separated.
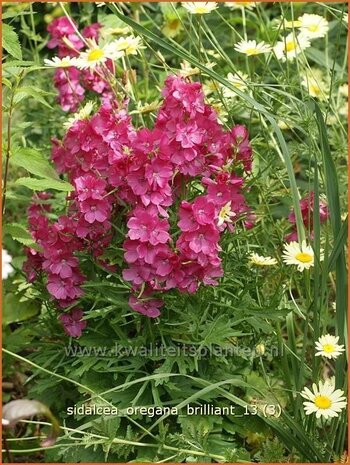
xmin=4 ymin=223 xmax=40 ymax=249
xmin=2 ymin=10 xmax=33 ymax=20
xmin=2 ymin=23 xmax=22 ymax=60
xmin=2 ymin=77 xmax=12 ymax=88
xmin=11 ymin=147 xmax=59 ymax=180
xmin=14 ymin=86 xmax=53 ymax=108
xmin=3 ymin=60 xmax=36 ymax=68
xmin=16 ymin=177 xmax=73 ymax=192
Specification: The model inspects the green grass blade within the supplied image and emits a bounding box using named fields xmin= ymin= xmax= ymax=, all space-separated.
xmin=314 ymin=103 xmax=347 ymax=388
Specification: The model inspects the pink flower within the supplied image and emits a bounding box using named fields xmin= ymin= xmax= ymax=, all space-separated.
xmin=80 ymin=198 xmax=111 ymax=223
xmin=175 ymin=122 xmax=204 ymax=148
xmin=75 ymin=174 xmax=107 ymax=201
xmin=23 ymin=248 xmax=43 ymax=283
xmin=123 ymin=265 xmax=152 ymax=286
xmin=127 ymin=208 xmax=170 ymax=245
xmin=178 ymin=201 xmax=199 ymax=232
xmin=59 ymin=308 xmax=87 ymax=337
xmin=82 ymin=23 xmax=101 ymax=40
xmin=154 ymin=249 xmax=178 ymax=277
xmin=231 ymin=125 xmax=253 ymax=172
xmin=286 ymin=192 xmax=329 ymax=241
xmin=47 ymin=274 xmax=84 ymax=301
xmin=47 ymin=17 xmax=83 ymax=53
xmin=43 ymin=255 xmax=79 ymax=279
xmin=144 ymin=159 xmax=173 ymax=190
xmin=128 ymin=295 xmax=163 ymax=318
xmin=53 ymin=68 xmax=85 ymax=112
xmin=126 ymin=168 xmax=149 ymax=196
xmin=182 ymin=226 xmax=219 ymax=254
xmin=192 ymin=196 xmax=215 ymax=225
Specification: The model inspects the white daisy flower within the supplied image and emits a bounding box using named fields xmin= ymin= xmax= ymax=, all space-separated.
xmin=179 ymin=60 xmax=200 ymax=77
xmin=223 ymin=72 xmax=249 ymax=98
xmin=274 ymin=32 xmax=311 ymax=62
xmin=282 ymin=240 xmax=323 ymax=272
xmin=298 ymin=14 xmax=329 ymax=39
xmin=225 ymin=2 xmax=256 ymax=10
xmin=2 ymin=249 xmax=14 ymax=280
xmin=234 ymin=39 xmax=271 ymax=56
xmin=273 ymin=17 xmax=302 ymax=30
xmin=217 ymin=202 xmax=236 ymax=226
xmin=339 ymin=102 xmax=348 ymax=117
xmin=301 ymin=70 xmax=328 ymax=100
xmin=208 ymin=99 xmax=228 ymax=125
xmin=162 ymin=16 xmax=183 ymax=39
xmin=76 ymin=41 xmax=113 ymax=69
xmin=107 ymin=35 xmax=144 ymax=57
xmin=182 ymin=2 xmax=218 ymax=14
xmin=44 ymin=56 xmax=78 ymax=68
xmin=131 ymin=100 xmax=162 ymax=115
xmin=339 ymin=83 xmax=348 ymax=97
xmin=315 ymin=334 xmax=345 ymax=360
xmin=249 ymin=253 xmax=278 ymax=266
xmin=203 ymin=80 xmax=221 ymax=96
xmin=301 ymin=380 xmax=347 ymax=419
xmin=63 ymin=101 xmax=95 ymax=130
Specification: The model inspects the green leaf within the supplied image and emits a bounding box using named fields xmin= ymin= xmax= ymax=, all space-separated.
xmin=14 ymin=86 xmax=53 ymax=108
xmin=2 ymin=23 xmax=22 ymax=60
xmin=16 ymin=177 xmax=74 ymax=192
xmin=314 ymin=103 xmax=347 ymax=388
xmin=327 ymin=217 xmax=348 ymax=271
xmin=11 ymin=147 xmax=59 ymax=180
xmin=3 ymin=292 xmax=39 ymax=325
xmin=2 ymin=77 xmax=12 ymax=89
xmin=4 ymin=223 xmax=40 ymax=249
xmin=2 ymin=10 xmax=33 ymax=20
xmin=3 ymin=60 xmax=36 ymax=68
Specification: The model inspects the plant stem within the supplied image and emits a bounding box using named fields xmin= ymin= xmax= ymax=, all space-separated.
xmin=2 ymin=434 xmax=13 ymax=463
xmin=2 ymin=73 xmax=22 ymax=216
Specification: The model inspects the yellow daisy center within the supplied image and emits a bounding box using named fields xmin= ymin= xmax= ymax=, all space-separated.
xmin=314 ymin=395 xmax=332 ymax=409
xmin=193 ymin=6 xmax=209 ymax=13
xmin=295 ymin=252 xmax=313 ymax=263
xmin=310 ymin=84 xmax=321 ymax=95
xmin=168 ymin=19 xmax=181 ymax=30
xmin=117 ymin=41 xmax=130 ymax=50
xmin=245 ymin=48 xmax=258 ymax=55
xmin=88 ymin=49 xmax=104 ymax=62
xmin=308 ymin=24 xmax=319 ymax=32
xmin=322 ymin=343 xmax=335 ymax=353
xmin=286 ymin=40 xmax=296 ymax=52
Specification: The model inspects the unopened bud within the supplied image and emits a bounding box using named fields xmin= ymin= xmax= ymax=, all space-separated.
xmin=255 ymin=343 xmax=265 ymax=356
